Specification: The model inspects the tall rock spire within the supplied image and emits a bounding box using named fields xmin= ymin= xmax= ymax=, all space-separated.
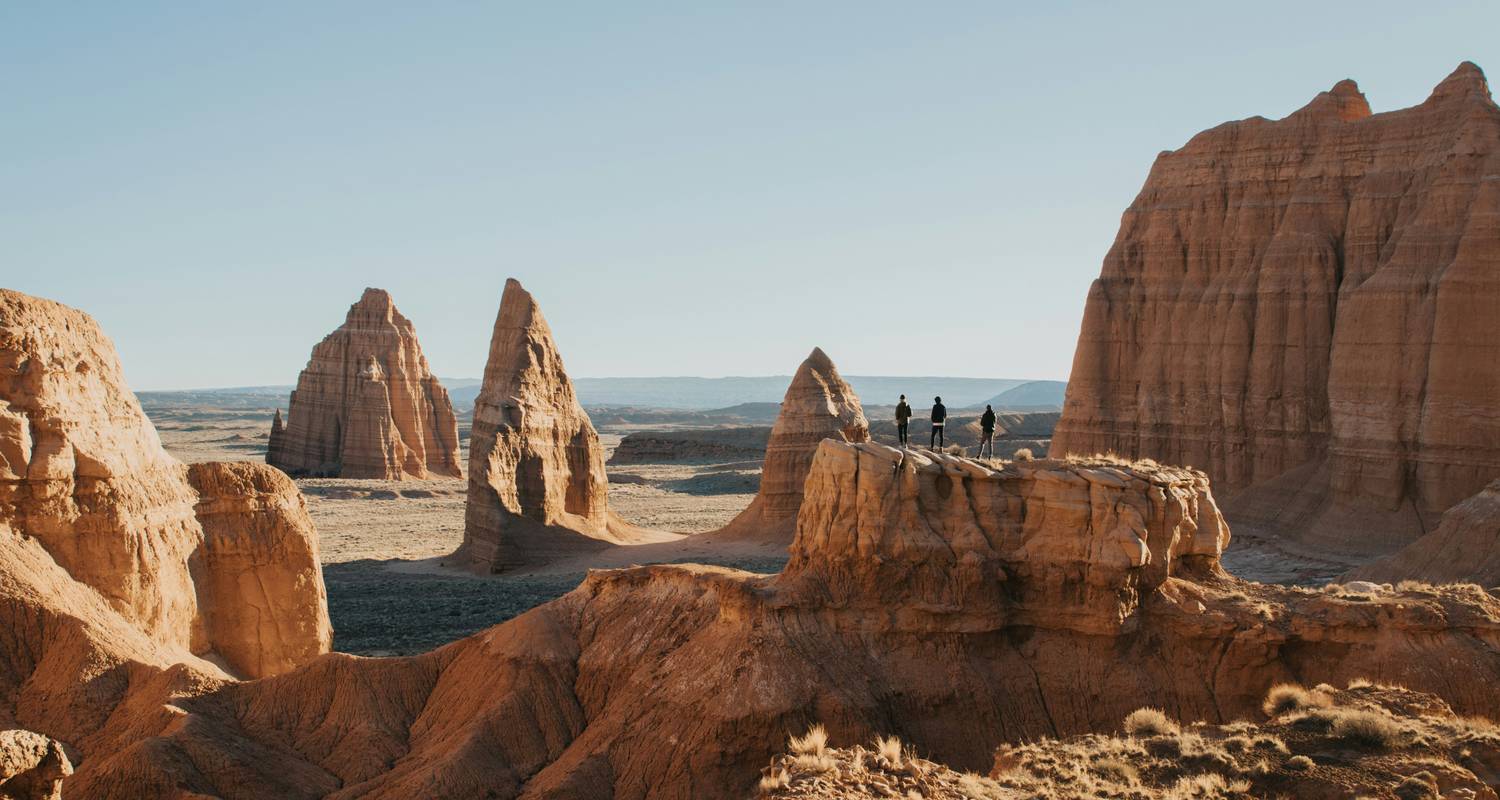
xmin=267 ymin=288 xmax=461 ymax=480
xmin=460 ymin=279 xmax=644 ymax=571
xmin=716 ymin=347 xmax=869 ymax=543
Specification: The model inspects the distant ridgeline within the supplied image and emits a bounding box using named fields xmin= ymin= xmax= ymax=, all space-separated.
xmin=140 ymin=377 xmax=1068 ymax=413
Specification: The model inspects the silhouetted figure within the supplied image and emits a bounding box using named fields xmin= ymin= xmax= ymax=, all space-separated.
xmin=895 ymin=395 xmax=912 ymax=446
xmin=978 ymin=404 xmax=997 ymax=459
xmin=930 ymin=396 xmax=947 ymax=448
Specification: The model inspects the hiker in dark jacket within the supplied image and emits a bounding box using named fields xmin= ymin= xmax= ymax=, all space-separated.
xmin=978 ymin=404 xmax=997 ymax=459
xmin=895 ymin=395 xmax=912 ymax=446
xmin=930 ymin=396 xmax=947 ymax=449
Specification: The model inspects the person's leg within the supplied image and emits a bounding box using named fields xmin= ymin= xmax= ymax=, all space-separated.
xmin=936 ymin=425 xmax=944 ymax=447
xmin=929 ymin=425 xmax=935 ymax=448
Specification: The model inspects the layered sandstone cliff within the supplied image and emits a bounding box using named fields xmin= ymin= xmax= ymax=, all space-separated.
xmin=52 ymin=443 xmax=1500 ymax=799
xmin=1346 ymin=478 xmax=1500 ymax=586
xmin=716 ymin=347 xmax=868 ymax=542
xmin=267 ymin=288 xmax=461 ymax=480
xmin=460 ymin=279 xmax=654 ymax=572
xmin=1053 ymin=62 xmax=1500 ymax=551
xmin=0 ymin=288 xmax=330 ymax=679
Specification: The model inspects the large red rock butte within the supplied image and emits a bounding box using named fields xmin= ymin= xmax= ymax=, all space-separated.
xmin=459 ymin=279 xmax=655 ymax=572
xmin=715 ymin=346 xmax=868 ymax=543
xmin=267 ymin=288 xmax=461 ymax=480
xmin=1053 ymin=62 xmax=1500 ymax=555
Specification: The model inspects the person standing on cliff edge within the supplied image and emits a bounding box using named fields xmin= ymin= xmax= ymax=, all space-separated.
xmin=895 ymin=395 xmax=912 ymax=446
xmin=978 ymin=404 xmax=997 ymax=459
xmin=930 ymin=396 xmax=947 ymax=449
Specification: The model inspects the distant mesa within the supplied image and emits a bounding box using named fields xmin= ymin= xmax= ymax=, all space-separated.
xmin=1053 ymin=61 xmax=1500 ymax=558
xmin=978 ymin=379 xmax=1067 ymax=411
xmin=713 ymin=346 xmax=869 ymax=543
xmin=266 ymin=288 xmax=462 ymax=480
xmin=459 ymin=278 xmax=665 ymax=572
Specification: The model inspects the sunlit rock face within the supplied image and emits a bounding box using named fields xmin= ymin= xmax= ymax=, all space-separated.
xmin=460 ymin=279 xmax=645 ymax=572
xmin=267 ymin=288 xmax=461 ymax=480
xmin=1054 ymin=63 xmax=1500 ymax=550
xmin=0 ymin=288 xmax=330 ymax=680
xmin=715 ymin=346 xmax=868 ymax=543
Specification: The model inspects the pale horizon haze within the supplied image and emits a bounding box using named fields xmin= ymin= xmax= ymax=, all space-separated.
xmin=4 ymin=2 xmax=1497 ymax=389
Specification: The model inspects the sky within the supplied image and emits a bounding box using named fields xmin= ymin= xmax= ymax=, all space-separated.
xmin=3 ymin=2 xmax=1497 ymax=390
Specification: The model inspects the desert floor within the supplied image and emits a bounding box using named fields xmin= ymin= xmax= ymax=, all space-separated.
xmin=146 ymin=402 xmax=781 ymax=655
xmin=144 ymin=400 xmax=1349 ymax=656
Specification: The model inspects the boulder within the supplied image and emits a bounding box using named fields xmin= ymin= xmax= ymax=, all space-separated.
xmin=0 ymin=729 xmax=71 ymax=800
xmin=1052 ymin=62 xmax=1500 ymax=553
xmin=267 ymin=288 xmax=461 ymax=480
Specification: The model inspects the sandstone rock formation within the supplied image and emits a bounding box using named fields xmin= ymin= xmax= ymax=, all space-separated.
xmin=460 ymin=279 xmax=654 ymax=572
xmin=267 ymin=288 xmax=461 ymax=480
xmin=715 ymin=347 xmax=868 ymax=542
xmin=1053 ymin=62 xmax=1500 ymax=552
xmin=1346 ymin=478 xmax=1500 ymax=586
xmin=0 ymin=729 xmax=71 ymax=800
xmin=45 ymin=442 xmax=1500 ymax=799
xmin=0 ymin=288 xmax=330 ymax=680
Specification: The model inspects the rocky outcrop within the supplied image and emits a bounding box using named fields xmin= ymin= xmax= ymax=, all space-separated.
xmin=267 ymin=288 xmax=461 ymax=480
xmin=51 ymin=442 xmax=1500 ymax=799
xmin=0 ymin=729 xmax=71 ymax=800
xmin=716 ymin=347 xmax=868 ymax=542
xmin=186 ymin=462 xmax=332 ymax=678
xmin=460 ymin=279 xmax=651 ymax=572
xmin=0 ymin=288 xmax=329 ymax=680
xmin=1053 ymin=62 xmax=1500 ymax=551
xmin=1346 ymin=478 xmax=1500 ymax=586
xmin=785 ymin=443 xmax=1228 ymax=634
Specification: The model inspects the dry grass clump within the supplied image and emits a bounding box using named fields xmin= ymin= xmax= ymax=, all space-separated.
xmin=1284 ymin=754 xmax=1314 ymax=771
xmin=788 ymin=724 xmax=828 ymax=756
xmin=1327 ymin=708 xmax=1405 ymax=749
xmin=757 ymin=727 xmax=1008 ymax=799
xmin=1393 ymin=772 xmax=1439 ymax=799
xmin=1011 ymin=447 xmax=1034 ymax=462
xmin=1262 ymin=683 xmax=1331 ymax=717
xmin=1124 ymin=707 xmax=1180 ymax=737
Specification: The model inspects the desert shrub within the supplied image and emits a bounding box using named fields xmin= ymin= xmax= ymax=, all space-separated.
xmin=1162 ymin=772 xmax=1251 ymax=799
xmin=791 ymin=752 xmax=836 ymax=774
xmin=1093 ymin=756 xmax=1140 ymax=785
xmin=943 ymin=444 xmax=965 ymax=456
xmin=1124 ymin=707 xmax=1180 ymax=737
xmin=1012 ymin=447 xmax=1035 ymax=462
xmin=789 ymin=724 xmax=828 ymax=756
xmin=1393 ymin=772 xmax=1439 ymax=800
xmin=1329 ymin=708 xmax=1403 ymax=749
xmin=757 ymin=768 xmax=790 ymax=791
xmin=1284 ymin=754 xmax=1314 ymax=771
xmin=873 ymin=735 xmax=903 ymax=769
xmin=1262 ymin=683 xmax=1329 ymax=717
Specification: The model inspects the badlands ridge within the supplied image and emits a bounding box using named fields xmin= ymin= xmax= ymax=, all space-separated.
xmin=1 ymin=62 xmax=1498 ymax=798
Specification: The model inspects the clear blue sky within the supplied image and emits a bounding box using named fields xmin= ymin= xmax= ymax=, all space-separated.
xmin=4 ymin=2 xmax=1496 ymax=389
